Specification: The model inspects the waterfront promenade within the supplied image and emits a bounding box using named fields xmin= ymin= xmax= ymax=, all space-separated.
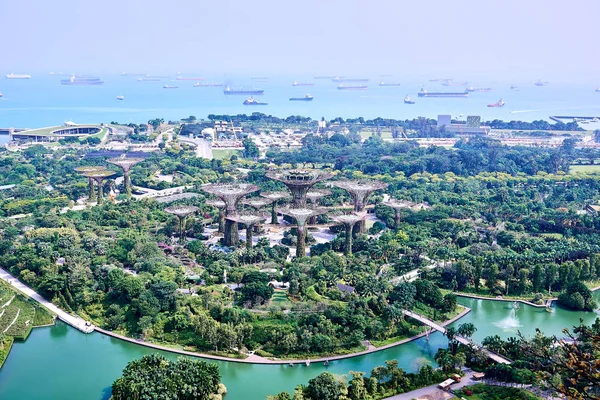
xmin=0 ymin=267 xmax=94 ymax=333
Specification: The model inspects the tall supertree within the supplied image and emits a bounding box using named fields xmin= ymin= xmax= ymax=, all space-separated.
xmin=107 ymin=157 xmax=144 ymax=198
xmin=201 ymin=183 xmax=259 ymax=246
xmin=384 ymin=199 xmax=415 ymax=228
xmin=276 ymin=206 xmax=328 ymax=257
xmin=165 ymin=206 xmax=199 ymax=243
xmin=330 ymin=212 xmax=366 ymax=256
xmin=330 ymin=180 xmax=388 ymax=232
xmin=266 ymin=170 xmax=332 ymax=208
xmin=306 ymin=189 xmax=332 ymax=224
xmin=82 ymin=170 xmax=115 ymax=204
xmin=225 ymin=213 xmax=266 ymax=250
xmin=206 ymin=199 xmax=226 ymax=233
xmin=260 ymin=191 xmax=291 ymax=224
xmin=75 ymin=166 xmax=107 ymax=202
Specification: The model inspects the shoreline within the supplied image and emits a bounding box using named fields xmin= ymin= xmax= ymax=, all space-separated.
xmin=94 ymin=306 xmax=471 ymax=365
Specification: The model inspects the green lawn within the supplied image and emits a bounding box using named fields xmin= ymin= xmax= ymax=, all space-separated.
xmin=212 ymin=149 xmax=241 ymax=160
xmin=569 ymin=164 xmax=600 ymax=174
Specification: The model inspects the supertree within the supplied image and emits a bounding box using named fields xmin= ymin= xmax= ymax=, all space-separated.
xmin=266 ymin=169 xmax=332 ymax=208
xmin=81 ymin=170 xmax=115 ymax=204
xmin=201 ymin=183 xmax=259 ymax=246
xmin=165 ymin=206 xmax=199 ymax=243
xmin=330 ymin=180 xmax=388 ymax=232
xmin=206 ymin=199 xmax=226 ymax=233
xmin=242 ymin=197 xmax=273 ymax=211
xmin=306 ymin=189 xmax=332 ymax=224
xmin=225 ymin=213 xmax=266 ymax=250
xmin=384 ymin=199 xmax=416 ymax=228
xmin=260 ymin=191 xmax=291 ymax=224
xmin=107 ymin=157 xmax=144 ymax=198
xmin=75 ymin=166 xmax=107 ymax=202
xmin=330 ymin=212 xmax=366 ymax=256
xmin=276 ymin=206 xmax=328 ymax=257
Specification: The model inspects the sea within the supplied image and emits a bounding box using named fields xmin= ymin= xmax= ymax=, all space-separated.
xmin=1 ymin=74 xmax=600 ymax=134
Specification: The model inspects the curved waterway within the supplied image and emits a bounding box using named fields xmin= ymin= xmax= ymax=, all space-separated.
xmin=0 ymin=293 xmax=599 ymax=400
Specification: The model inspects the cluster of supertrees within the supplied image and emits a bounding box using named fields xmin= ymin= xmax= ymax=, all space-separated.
xmin=75 ymin=157 xmax=144 ymax=203
xmin=202 ymin=169 xmax=391 ymax=257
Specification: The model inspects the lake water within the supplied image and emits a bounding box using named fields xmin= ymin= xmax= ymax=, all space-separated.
xmin=1 ymin=75 xmax=599 ymax=129
xmin=1 ymin=294 xmax=598 ymax=400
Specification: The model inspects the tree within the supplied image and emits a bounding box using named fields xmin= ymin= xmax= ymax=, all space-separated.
xmin=442 ymin=293 xmax=457 ymax=313
xmin=532 ymin=264 xmax=544 ymax=293
xmin=306 ymin=372 xmax=347 ymax=400
xmin=240 ymin=282 xmax=274 ymax=307
xmin=347 ymin=371 xmax=368 ymax=400
xmin=487 ymin=264 xmax=499 ymax=290
xmin=111 ymin=354 xmax=222 ymax=400
xmin=474 ymin=260 xmax=483 ymax=291
xmin=389 ymin=281 xmax=416 ymax=309
xmin=243 ymin=137 xmax=260 ymax=159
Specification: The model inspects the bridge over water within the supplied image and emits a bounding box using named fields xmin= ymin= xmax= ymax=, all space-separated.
xmin=402 ymin=309 xmax=512 ymax=365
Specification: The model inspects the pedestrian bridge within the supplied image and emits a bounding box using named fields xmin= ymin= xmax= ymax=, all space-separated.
xmin=402 ymin=309 xmax=511 ymax=365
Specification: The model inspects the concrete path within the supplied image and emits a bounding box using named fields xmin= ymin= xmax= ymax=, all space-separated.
xmin=0 ymin=267 xmax=94 ymax=333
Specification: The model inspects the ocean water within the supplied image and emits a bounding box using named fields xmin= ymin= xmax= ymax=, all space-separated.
xmin=1 ymin=74 xmax=599 ymax=129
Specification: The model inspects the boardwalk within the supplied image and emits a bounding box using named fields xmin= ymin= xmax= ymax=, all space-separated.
xmin=0 ymin=267 xmax=94 ymax=333
xmin=402 ymin=310 xmax=511 ymax=365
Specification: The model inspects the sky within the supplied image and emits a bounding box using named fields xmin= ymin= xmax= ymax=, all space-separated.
xmin=1 ymin=0 xmax=599 ymax=80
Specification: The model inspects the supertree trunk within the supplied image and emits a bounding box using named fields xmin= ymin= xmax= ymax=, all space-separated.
xmin=88 ymin=178 xmax=96 ymax=202
xmin=224 ymin=219 xmax=238 ymax=246
xmin=245 ymin=226 xmax=253 ymax=250
xmin=124 ymin=171 xmax=132 ymax=198
xmin=96 ymin=179 xmax=104 ymax=204
xmin=395 ymin=209 xmax=402 ymax=229
xmin=344 ymin=225 xmax=353 ymax=256
xmin=218 ymin=209 xmax=225 ymax=233
xmin=296 ymin=226 xmax=306 ymax=258
xmin=270 ymin=203 xmax=278 ymax=224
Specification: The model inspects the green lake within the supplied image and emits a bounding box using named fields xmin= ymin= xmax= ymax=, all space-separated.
xmin=0 ymin=293 xmax=598 ymax=400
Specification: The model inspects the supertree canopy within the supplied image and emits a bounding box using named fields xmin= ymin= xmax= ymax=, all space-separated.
xmin=260 ymin=191 xmax=291 ymax=224
xmin=266 ymin=170 xmax=332 ymax=207
xmin=330 ymin=212 xmax=366 ymax=256
xmin=165 ymin=206 xmax=199 ymax=243
xmin=107 ymin=157 xmax=144 ymax=198
xmin=276 ymin=206 xmax=328 ymax=258
xmin=330 ymin=180 xmax=388 ymax=232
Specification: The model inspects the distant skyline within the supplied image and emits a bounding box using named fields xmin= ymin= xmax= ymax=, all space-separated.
xmin=1 ymin=0 xmax=599 ymax=81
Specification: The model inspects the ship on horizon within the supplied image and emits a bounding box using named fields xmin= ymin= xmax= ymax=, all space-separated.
xmin=404 ymin=95 xmax=415 ymax=104
xmin=337 ymin=84 xmax=367 ymax=90
xmin=379 ymin=81 xmax=401 ymax=86
xmin=176 ymin=75 xmax=204 ymax=81
xmin=332 ymin=77 xmax=369 ymax=83
xmin=223 ymin=86 xmax=264 ymax=95
xmin=163 ymin=85 xmax=178 ymax=89
xmin=466 ymin=87 xmax=492 ymax=92
xmin=289 ymin=94 xmax=313 ymax=101
xmin=313 ymin=76 xmax=336 ymax=79
xmin=194 ymin=82 xmax=222 ymax=87
xmin=5 ymin=73 xmax=31 ymax=79
xmin=243 ymin=97 xmax=268 ymax=105
xmin=138 ymin=75 xmax=161 ymax=82
xmin=292 ymin=81 xmax=314 ymax=86
xmin=61 ymin=75 xmax=104 ymax=85
xmin=595 ymin=87 xmax=600 ymax=92
xmin=418 ymin=88 xmax=468 ymax=97
xmin=116 ymin=95 xmax=124 ymax=101
xmin=487 ymin=99 xmax=505 ymax=107
xmin=535 ymin=79 xmax=549 ymax=86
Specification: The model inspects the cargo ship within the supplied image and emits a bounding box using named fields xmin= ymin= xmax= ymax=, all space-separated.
xmin=5 ymin=73 xmax=31 ymax=79
xmin=418 ymin=88 xmax=468 ymax=97
xmin=534 ymin=79 xmax=549 ymax=86
xmin=487 ymin=99 xmax=505 ymax=107
xmin=116 ymin=95 xmax=124 ymax=100
xmin=510 ymin=85 xmax=518 ymax=89
xmin=61 ymin=75 xmax=104 ymax=85
xmin=0 ymin=92 xmax=3 ymax=98
xmin=194 ymin=82 xmax=222 ymax=87
xmin=138 ymin=75 xmax=161 ymax=82
xmin=223 ymin=86 xmax=264 ymax=95
xmin=379 ymin=81 xmax=401 ymax=86
xmin=332 ymin=77 xmax=369 ymax=83
xmin=292 ymin=81 xmax=314 ymax=86
xmin=289 ymin=94 xmax=313 ymax=101
xmin=243 ymin=97 xmax=267 ymax=105
xmin=596 ymin=87 xmax=600 ymax=92
xmin=176 ymin=75 xmax=204 ymax=81
xmin=163 ymin=85 xmax=178 ymax=89
xmin=337 ymin=84 xmax=367 ymax=90
xmin=404 ymin=95 xmax=415 ymax=104
xmin=467 ymin=87 xmax=492 ymax=92
xmin=313 ymin=76 xmax=336 ymax=79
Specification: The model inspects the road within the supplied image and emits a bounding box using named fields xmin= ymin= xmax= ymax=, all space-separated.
xmin=0 ymin=267 xmax=94 ymax=333
xmin=179 ymin=137 xmax=213 ymax=159
xmin=384 ymin=371 xmax=477 ymax=400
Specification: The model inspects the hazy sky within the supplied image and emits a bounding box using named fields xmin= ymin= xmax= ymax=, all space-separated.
xmin=2 ymin=0 xmax=598 ymax=79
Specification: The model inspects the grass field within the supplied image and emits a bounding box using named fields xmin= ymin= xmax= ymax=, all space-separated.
xmin=570 ymin=164 xmax=600 ymax=174
xmin=212 ymin=149 xmax=241 ymax=160
xmin=0 ymin=281 xmax=55 ymax=367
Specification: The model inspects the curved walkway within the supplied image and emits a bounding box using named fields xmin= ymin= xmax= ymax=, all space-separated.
xmin=454 ymin=292 xmax=555 ymax=308
xmin=97 ymin=307 xmax=471 ymax=365
xmin=0 ymin=267 xmax=93 ymax=333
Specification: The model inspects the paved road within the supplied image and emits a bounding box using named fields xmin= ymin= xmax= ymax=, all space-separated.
xmin=179 ymin=137 xmax=213 ymax=159
xmin=384 ymin=371 xmax=476 ymax=400
xmin=0 ymin=267 xmax=94 ymax=333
